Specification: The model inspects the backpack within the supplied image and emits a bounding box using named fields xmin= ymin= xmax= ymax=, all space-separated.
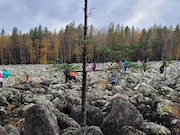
xmin=92 ymin=65 xmax=95 ymax=68
xmin=63 ymin=69 xmax=67 ymax=74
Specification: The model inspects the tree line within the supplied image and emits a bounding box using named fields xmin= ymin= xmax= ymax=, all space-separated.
xmin=0 ymin=22 xmax=180 ymax=64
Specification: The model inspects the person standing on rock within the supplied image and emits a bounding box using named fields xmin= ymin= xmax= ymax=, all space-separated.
xmin=108 ymin=61 xmax=112 ymax=68
xmin=92 ymin=63 xmax=96 ymax=72
xmin=0 ymin=70 xmax=3 ymax=88
xmin=2 ymin=68 xmax=9 ymax=87
xmin=123 ymin=60 xmax=128 ymax=71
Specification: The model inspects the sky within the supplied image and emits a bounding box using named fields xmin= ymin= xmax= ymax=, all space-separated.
xmin=0 ymin=0 xmax=180 ymax=34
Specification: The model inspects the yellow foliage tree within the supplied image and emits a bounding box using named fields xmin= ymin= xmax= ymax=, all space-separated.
xmin=40 ymin=37 xmax=51 ymax=64
xmin=73 ymin=38 xmax=82 ymax=62
xmin=87 ymin=42 xmax=94 ymax=61
xmin=0 ymin=36 xmax=6 ymax=64
xmin=53 ymin=38 xmax=59 ymax=59
xmin=34 ymin=39 xmax=40 ymax=63
xmin=28 ymin=39 xmax=36 ymax=63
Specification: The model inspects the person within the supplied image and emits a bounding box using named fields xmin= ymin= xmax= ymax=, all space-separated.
xmin=2 ymin=68 xmax=9 ymax=87
xmin=143 ymin=61 xmax=147 ymax=72
xmin=159 ymin=65 xmax=164 ymax=74
xmin=3 ymin=68 xmax=9 ymax=78
xmin=92 ymin=63 xmax=96 ymax=71
xmin=26 ymin=74 xmax=31 ymax=83
xmin=117 ymin=61 xmax=120 ymax=65
xmin=108 ymin=61 xmax=112 ymax=68
xmin=111 ymin=72 xmax=118 ymax=85
xmin=0 ymin=70 xmax=3 ymax=88
xmin=124 ymin=60 xmax=128 ymax=71
xmin=63 ymin=68 xmax=70 ymax=83
xmin=69 ymin=71 xmax=77 ymax=83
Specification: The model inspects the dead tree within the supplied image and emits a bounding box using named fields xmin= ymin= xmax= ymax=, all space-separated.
xmin=81 ymin=0 xmax=88 ymax=126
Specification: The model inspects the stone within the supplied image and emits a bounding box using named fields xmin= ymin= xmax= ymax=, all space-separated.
xmin=23 ymin=104 xmax=59 ymax=135
xmin=60 ymin=126 xmax=104 ymax=135
xmin=53 ymin=109 xmax=80 ymax=130
xmin=4 ymin=124 xmax=20 ymax=135
xmin=0 ymin=125 xmax=8 ymax=135
xmin=0 ymin=94 xmax=9 ymax=106
xmin=100 ymin=99 xmax=144 ymax=135
xmin=145 ymin=122 xmax=171 ymax=135
xmin=70 ymin=105 xmax=104 ymax=127
xmin=120 ymin=126 xmax=147 ymax=135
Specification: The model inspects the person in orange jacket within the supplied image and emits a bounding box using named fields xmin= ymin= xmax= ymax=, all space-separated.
xmin=69 ymin=71 xmax=77 ymax=83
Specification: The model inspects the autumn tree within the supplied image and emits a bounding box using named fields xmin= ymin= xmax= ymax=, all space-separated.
xmin=28 ymin=39 xmax=36 ymax=64
xmin=53 ymin=38 xmax=60 ymax=60
xmin=40 ymin=37 xmax=50 ymax=64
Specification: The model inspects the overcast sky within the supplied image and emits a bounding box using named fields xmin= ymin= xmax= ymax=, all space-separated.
xmin=0 ymin=0 xmax=180 ymax=34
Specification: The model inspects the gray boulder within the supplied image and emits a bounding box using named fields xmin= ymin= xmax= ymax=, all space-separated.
xmin=100 ymin=99 xmax=144 ymax=135
xmin=60 ymin=126 xmax=104 ymax=135
xmin=0 ymin=94 xmax=9 ymax=106
xmin=145 ymin=122 xmax=171 ymax=135
xmin=70 ymin=105 xmax=104 ymax=126
xmin=0 ymin=125 xmax=8 ymax=135
xmin=23 ymin=104 xmax=59 ymax=135
xmin=120 ymin=126 xmax=147 ymax=135
xmin=0 ymin=106 xmax=7 ymax=118
xmin=4 ymin=124 xmax=19 ymax=135
xmin=53 ymin=109 xmax=80 ymax=130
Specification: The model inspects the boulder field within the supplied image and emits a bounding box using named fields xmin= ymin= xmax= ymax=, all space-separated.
xmin=0 ymin=61 xmax=180 ymax=135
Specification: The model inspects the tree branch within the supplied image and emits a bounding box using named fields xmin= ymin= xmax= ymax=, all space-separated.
xmin=88 ymin=8 xmax=96 ymax=17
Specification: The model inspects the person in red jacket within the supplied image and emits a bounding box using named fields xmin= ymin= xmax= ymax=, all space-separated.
xmin=69 ymin=71 xmax=77 ymax=83
xmin=26 ymin=74 xmax=31 ymax=83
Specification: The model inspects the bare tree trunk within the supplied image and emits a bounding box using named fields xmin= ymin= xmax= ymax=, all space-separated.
xmin=81 ymin=0 xmax=87 ymax=126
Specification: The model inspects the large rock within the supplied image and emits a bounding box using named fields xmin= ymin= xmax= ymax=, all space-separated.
xmin=4 ymin=124 xmax=19 ymax=135
xmin=0 ymin=94 xmax=9 ymax=106
xmin=23 ymin=104 xmax=59 ymax=135
xmin=145 ymin=122 xmax=171 ymax=135
xmin=60 ymin=126 xmax=104 ymax=135
xmin=53 ymin=109 xmax=80 ymax=130
xmin=100 ymin=99 xmax=144 ymax=135
xmin=70 ymin=105 xmax=104 ymax=126
xmin=0 ymin=125 xmax=8 ymax=135
xmin=0 ymin=106 xmax=7 ymax=118
xmin=120 ymin=126 xmax=147 ymax=135
xmin=21 ymin=90 xmax=33 ymax=103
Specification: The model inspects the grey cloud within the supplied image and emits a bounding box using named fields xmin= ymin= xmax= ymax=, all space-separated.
xmin=0 ymin=0 xmax=179 ymax=33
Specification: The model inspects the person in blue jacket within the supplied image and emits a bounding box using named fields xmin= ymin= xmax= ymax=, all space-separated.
xmin=3 ymin=68 xmax=9 ymax=78
xmin=124 ymin=60 xmax=128 ymax=71
xmin=2 ymin=68 xmax=9 ymax=87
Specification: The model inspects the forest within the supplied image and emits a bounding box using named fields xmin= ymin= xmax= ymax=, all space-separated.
xmin=0 ymin=22 xmax=180 ymax=64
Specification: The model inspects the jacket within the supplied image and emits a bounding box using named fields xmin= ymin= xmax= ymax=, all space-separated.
xmin=3 ymin=70 xmax=9 ymax=78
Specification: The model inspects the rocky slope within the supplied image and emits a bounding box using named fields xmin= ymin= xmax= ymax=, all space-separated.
xmin=0 ymin=61 xmax=180 ymax=135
